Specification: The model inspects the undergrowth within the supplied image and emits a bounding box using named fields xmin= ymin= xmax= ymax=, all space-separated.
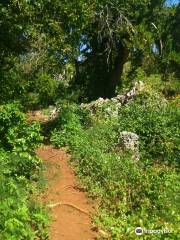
xmin=0 ymin=102 xmax=49 ymax=240
xmin=51 ymin=91 xmax=180 ymax=239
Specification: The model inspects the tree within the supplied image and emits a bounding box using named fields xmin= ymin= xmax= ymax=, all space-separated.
xmin=73 ymin=0 xmax=173 ymax=99
xmin=0 ymin=0 xmax=178 ymax=103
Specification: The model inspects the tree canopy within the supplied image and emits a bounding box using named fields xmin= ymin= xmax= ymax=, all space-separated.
xmin=0 ymin=0 xmax=179 ymax=102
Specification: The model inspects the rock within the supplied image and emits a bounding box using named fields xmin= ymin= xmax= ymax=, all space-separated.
xmin=98 ymin=97 xmax=104 ymax=102
xmin=111 ymin=98 xmax=119 ymax=103
xmin=99 ymin=229 xmax=109 ymax=239
xmin=80 ymin=81 xmax=144 ymax=117
xmin=119 ymin=131 xmax=140 ymax=161
xmin=135 ymin=80 xmax=144 ymax=91
xmin=116 ymin=94 xmax=126 ymax=103
xmin=49 ymin=106 xmax=59 ymax=120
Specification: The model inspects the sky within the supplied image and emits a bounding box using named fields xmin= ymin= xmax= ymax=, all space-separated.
xmin=166 ymin=0 xmax=179 ymax=5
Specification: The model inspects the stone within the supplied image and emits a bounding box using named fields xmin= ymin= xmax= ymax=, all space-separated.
xmin=119 ymin=131 xmax=140 ymax=161
xmin=49 ymin=106 xmax=59 ymax=120
xmin=80 ymin=81 xmax=145 ymax=118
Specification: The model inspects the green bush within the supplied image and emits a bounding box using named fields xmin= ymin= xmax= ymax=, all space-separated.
xmin=35 ymin=72 xmax=58 ymax=105
xmin=0 ymin=150 xmax=49 ymax=240
xmin=0 ymin=150 xmax=41 ymax=179
xmin=0 ymin=103 xmax=48 ymax=239
xmin=51 ymin=102 xmax=92 ymax=147
xmin=7 ymin=122 xmax=43 ymax=153
xmin=0 ymin=102 xmax=43 ymax=152
xmin=50 ymin=99 xmax=179 ymax=239
xmin=0 ymin=62 xmax=28 ymax=104
xmin=117 ymin=92 xmax=180 ymax=164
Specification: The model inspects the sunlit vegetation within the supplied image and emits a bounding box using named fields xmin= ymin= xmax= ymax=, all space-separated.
xmin=0 ymin=0 xmax=179 ymax=239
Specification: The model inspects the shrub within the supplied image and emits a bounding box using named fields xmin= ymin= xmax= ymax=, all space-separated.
xmin=0 ymin=102 xmax=43 ymax=152
xmin=0 ymin=150 xmax=48 ymax=240
xmin=0 ymin=103 xmax=48 ymax=239
xmin=35 ymin=72 xmax=57 ymax=105
xmin=0 ymin=150 xmax=41 ymax=179
xmin=117 ymin=92 xmax=180 ymax=164
xmin=7 ymin=122 xmax=43 ymax=153
xmin=51 ymin=102 xmax=92 ymax=147
xmin=50 ymin=98 xmax=179 ymax=239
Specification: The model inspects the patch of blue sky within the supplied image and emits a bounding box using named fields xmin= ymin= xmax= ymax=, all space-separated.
xmin=166 ymin=0 xmax=179 ymax=6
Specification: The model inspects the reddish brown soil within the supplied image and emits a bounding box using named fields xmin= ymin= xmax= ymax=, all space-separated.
xmin=36 ymin=146 xmax=97 ymax=240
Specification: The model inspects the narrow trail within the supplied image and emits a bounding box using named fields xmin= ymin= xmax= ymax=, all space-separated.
xmin=36 ymin=145 xmax=97 ymax=240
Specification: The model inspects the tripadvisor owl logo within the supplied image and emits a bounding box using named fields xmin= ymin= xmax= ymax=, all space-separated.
xmin=135 ymin=227 xmax=143 ymax=235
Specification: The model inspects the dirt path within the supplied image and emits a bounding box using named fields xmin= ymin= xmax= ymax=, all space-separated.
xmin=36 ymin=146 xmax=97 ymax=240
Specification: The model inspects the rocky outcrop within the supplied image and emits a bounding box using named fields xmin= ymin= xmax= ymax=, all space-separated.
xmin=80 ymin=81 xmax=144 ymax=116
xmin=119 ymin=131 xmax=140 ymax=161
xmin=48 ymin=81 xmax=144 ymax=120
xmin=49 ymin=106 xmax=59 ymax=120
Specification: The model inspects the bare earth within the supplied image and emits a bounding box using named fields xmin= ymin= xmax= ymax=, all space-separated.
xmin=36 ymin=146 xmax=97 ymax=240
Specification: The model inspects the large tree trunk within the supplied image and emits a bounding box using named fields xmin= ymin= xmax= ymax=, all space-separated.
xmin=89 ymin=38 xmax=129 ymax=99
xmin=106 ymin=43 xmax=129 ymax=98
xmin=74 ymin=39 xmax=128 ymax=100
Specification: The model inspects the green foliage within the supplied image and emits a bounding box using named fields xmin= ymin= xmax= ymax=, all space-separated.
xmin=35 ymin=72 xmax=58 ymax=106
xmin=0 ymin=102 xmax=48 ymax=239
xmin=0 ymin=151 xmax=40 ymax=179
xmin=94 ymin=160 xmax=179 ymax=240
xmin=0 ymin=150 xmax=48 ymax=240
xmin=1 ymin=0 xmax=179 ymax=103
xmin=51 ymin=99 xmax=179 ymax=239
xmin=7 ymin=122 xmax=43 ymax=153
xmin=0 ymin=102 xmax=43 ymax=152
xmin=0 ymin=102 xmax=25 ymax=129
xmin=0 ymin=59 xmax=28 ymax=103
xmin=117 ymin=92 xmax=180 ymax=164
xmin=0 ymin=0 xmax=179 ymax=239
xmin=51 ymin=102 xmax=92 ymax=147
